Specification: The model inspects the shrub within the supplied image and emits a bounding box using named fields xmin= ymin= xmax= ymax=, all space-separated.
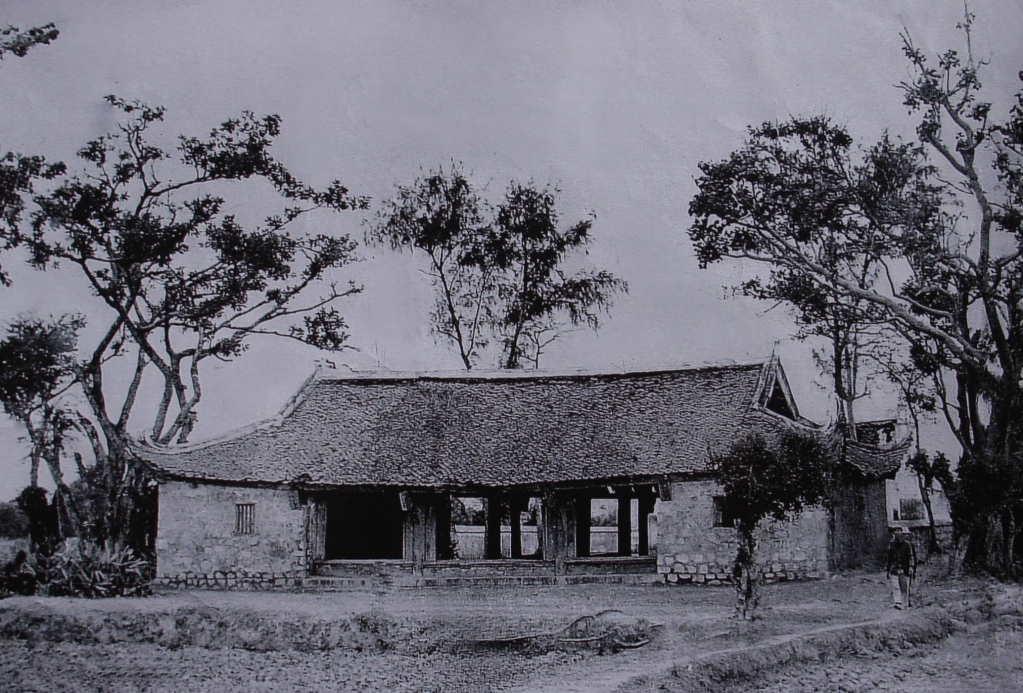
xmin=0 ymin=502 xmax=29 ymax=538
xmin=36 ymin=541 xmax=152 ymax=598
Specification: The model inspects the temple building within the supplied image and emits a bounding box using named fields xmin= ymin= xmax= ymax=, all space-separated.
xmin=137 ymin=358 xmax=904 ymax=588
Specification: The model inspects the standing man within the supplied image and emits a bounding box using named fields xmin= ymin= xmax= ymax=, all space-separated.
xmin=885 ymin=526 xmax=917 ymax=609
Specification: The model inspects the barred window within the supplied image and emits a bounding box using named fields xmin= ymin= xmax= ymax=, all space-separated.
xmin=713 ymin=497 xmax=735 ymax=528
xmin=899 ymin=497 xmax=924 ymax=521
xmin=235 ymin=503 xmax=255 ymax=535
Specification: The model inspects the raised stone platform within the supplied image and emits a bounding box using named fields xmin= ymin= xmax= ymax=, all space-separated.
xmin=307 ymin=556 xmax=659 ymax=589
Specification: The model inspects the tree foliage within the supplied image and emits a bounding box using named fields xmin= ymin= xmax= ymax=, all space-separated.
xmin=689 ymin=13 xmax=1023 ymax=574
xmin=0 ymin=24 xmax=58 ymax=62
xmin=0 ymin=501 xmax=30 ymax=539
xmin=367 ymin=167 xmax=626 ymax=369
xmin=366 ymin=165 xmax=494 ymax=369
xmin=485 ymin=183 xmax=626 ymax=368
xmin=713 ymin=430 xmax=833 ymax=620
xmin=689 ymin=116 xmax=942 ymax=432
xmin=0 ymin=315 xmax=84 ymax=534
xmin=1 ymin=23 xmax=63 ymax=284
xmin=0 ymin=97 xmax=367 ymax=550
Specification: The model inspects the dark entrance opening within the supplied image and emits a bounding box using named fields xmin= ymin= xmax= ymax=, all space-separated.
xmin=324 ymin=491 xmax=404 ymax=560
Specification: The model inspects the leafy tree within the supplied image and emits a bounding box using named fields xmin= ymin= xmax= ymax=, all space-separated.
xmin=689 ymin=13 xmax=1023 ymax=574
xmin=0 ymin=501 xmax=30 ymax=538
xmin=1 ymin=23 xmax=64 ymax=286
xmin=369 ymin=169 xmax=626 ymax=369
xmin=366 ymin=165 xmax=495 ymax=369
xmin=713 ymin=430 xmax=832 ymax=620
xmin=0 ymin=315 xmax=85 ymax=535
xmin=484 ymin=183 xmax=627 ymax=369
xmin=1 ymin=97 xmax=366 ymax=551
xmin=690 ymin=116 xmax=939 ymax=436
xmin=0 ymin=24 xmax=58 ymax=62
xmin=14 ymin=486 xmax=57 ymax=552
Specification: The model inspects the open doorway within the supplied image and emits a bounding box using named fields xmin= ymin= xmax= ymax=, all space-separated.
xmin=448 ymin=494 xmax=543 ymax=559
xmin=576 ymin=491 xmax=657 ymax=558
xmin=324 ymin=491 xmax=404 ymax=560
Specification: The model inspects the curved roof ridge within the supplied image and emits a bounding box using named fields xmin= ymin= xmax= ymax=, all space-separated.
xmin=133 ymin=367 xmax=325 ymax=456
xmin=314 ymin=357 xmax=771 ymax=383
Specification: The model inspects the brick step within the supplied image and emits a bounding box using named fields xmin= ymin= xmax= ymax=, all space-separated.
xmin=563 ymin=573 xmax=662 ymax=586
xmin=302 ymin=573 xmax=660 ymax=590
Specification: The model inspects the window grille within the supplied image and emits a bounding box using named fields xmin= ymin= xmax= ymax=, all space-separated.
xmin=713 ymin=497 xmax=735 ymax=528
xmin=899 ymin=497 xmax=924 ymax=521
xmin=236 ymin=503 xmax=255 ymax=535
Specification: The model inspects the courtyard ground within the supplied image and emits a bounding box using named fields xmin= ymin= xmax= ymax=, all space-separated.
xmin=0 ymin=567 xmax=1019 ymax=692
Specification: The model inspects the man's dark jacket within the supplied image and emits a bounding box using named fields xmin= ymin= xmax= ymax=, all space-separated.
xmin=886 ymin=537 xmax=917 ymax=576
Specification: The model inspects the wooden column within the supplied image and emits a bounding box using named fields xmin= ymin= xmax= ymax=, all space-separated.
xmin=485 ymin=494 xmax=503 ymax=559
xmin=509 ymin=496 xmax=523 ymax=559
xmin=401 ymin=493 xmax=439 ymax=573
xmin=544 ymin=490 xmax=575 ymax=581
xmin=575 ymin=495 xmax=591 ymax=558
xmin=617 ymin=492 xmax=633 ymax=556
xmin=305 ymin=497 xmax=327 ymax=573
xmin=637 ymin=495 xmax=655 ymax=556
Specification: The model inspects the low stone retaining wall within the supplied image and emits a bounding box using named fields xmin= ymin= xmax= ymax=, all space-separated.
xmin=659 ymin=559 xmax=828 ymax=586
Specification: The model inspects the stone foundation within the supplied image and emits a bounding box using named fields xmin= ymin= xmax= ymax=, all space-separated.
xmin=655 ymin=480 xmax=830 ymax=585
xmin=156 ymin=570 xmax=303 ymax=589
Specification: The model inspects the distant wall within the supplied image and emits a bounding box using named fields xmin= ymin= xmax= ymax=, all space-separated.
xmin=886 ymin=470 xmax=952 ymax=526
xmin=155 ymin=480 xmax=308 ymax=588
xmin=656 ymin=479 xmax=830 ymax=584
xmin=450 ymin=525 xmax=641 ymax=559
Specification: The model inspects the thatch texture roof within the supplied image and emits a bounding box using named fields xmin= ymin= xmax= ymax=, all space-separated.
xmin=137 ymin=360 xmax=807 ymax=488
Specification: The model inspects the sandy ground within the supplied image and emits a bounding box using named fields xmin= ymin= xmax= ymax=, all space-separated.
xmin=0 ymin=569 xmax=1015 ymax=693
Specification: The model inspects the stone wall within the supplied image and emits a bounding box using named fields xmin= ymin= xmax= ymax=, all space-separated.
xmin=830 ymin=478 xmax=890 ymax=571
xmin=155 ymin=480 xmax=308 ymax=588
xmin=655 ymin=479 xmax=830 ymax=585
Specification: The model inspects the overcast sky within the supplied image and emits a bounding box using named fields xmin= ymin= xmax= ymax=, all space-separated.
xmin=2 ymin=0 xmax=1022 ymax=499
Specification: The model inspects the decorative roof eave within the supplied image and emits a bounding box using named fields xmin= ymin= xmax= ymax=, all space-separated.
xmin=149 ymin=468 xmax=712 ymax=492
xmin=842 ymin=437 xmax=912 ymax=480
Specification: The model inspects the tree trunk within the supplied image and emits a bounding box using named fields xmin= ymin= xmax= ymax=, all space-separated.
xmin=29 ymin=450 xmax=40 ymax=488
xmin=733 ymin=525 xmax=760 ymax=620
xmin=42 ymin=449 xmax=84 ymax=540
xmin=948 ymin=533 xmax=969 ymax=577
xmin=918 ymin=477 xmax=940 ymax=554
xmin=1002 ymin=510 xmax=1016 ymax=573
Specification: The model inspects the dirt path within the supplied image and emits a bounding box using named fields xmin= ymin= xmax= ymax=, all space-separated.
xmin=708 ymin=626 xmax=1023 ymax=693
xmin=0 ymin=571 xmax=1008 ymax=692
xmin=510 ymin=611 xmax=904 ymax=693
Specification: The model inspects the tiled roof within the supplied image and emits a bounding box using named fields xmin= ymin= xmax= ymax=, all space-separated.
xmin=136 ymin=360 xmax=806 ymax=488
xmin=843 ymin=439 xmax=909 ymax=480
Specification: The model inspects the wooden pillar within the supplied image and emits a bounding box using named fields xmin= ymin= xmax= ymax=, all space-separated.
xmin=485 ymin=494 xmax=503 ymax=559
xmin=575 ymin=495 xmax=591 ymax=558
xmin=638 ymin=495 xmax=655 ymax=556
xmin=617 ymin=492 xmax=633 ymax=557
xmin=534 ymin=497 xmax=545 ymax=560
xmin=509 ymin=496 xmax=523 ymax=559
xmin=305 ymin=497 xmax=327 ymax=573
xmin=402 ymin=494 xmax=438 ymax=573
